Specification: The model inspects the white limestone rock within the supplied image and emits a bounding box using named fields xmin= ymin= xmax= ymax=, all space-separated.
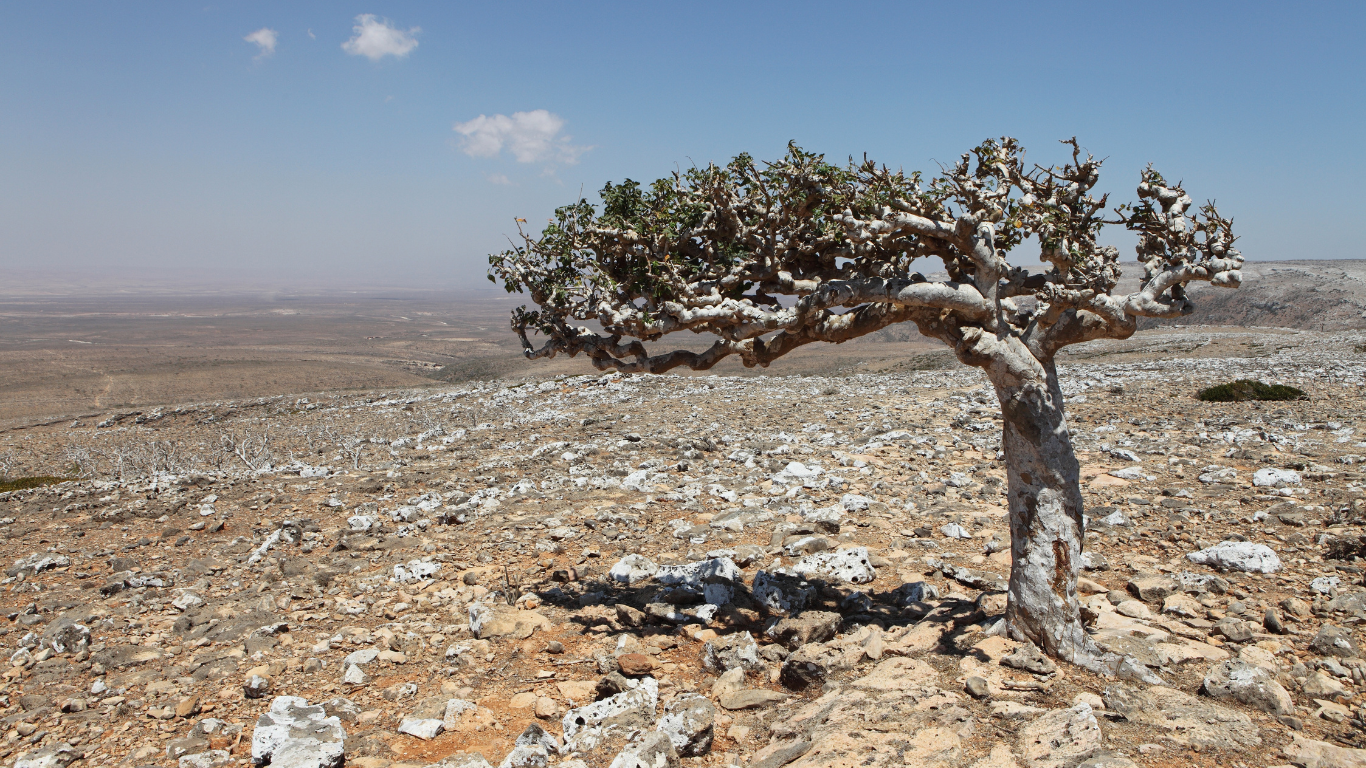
xmin=840 ymin=494 xmax=874 ymax=512
xmin=14 ymin=744 xmax=81 ymax=768
xmin=393 ymin=559 xmax=441 ymax=584
xmin=348 ymin=515 xmax=378 ymax=532
xmin=606 ymin=731 xmax=679 ymax=768
xmin=792 ymin=547 xmax=877 ymax=584
xmin=1018 ymin=704 xmax=1101 ymax=768
xmin=179 ymin=751 xmax=232 ymax=768
xmin=7 ymin=553 xmax=71 ymax=578
xmin=562 ymin=678 xmax=659 ymax=753
xmin=773 ymin=461 xmax=822 ymax=486
xmin=1202 ymin=660 xmax=1295 ymax=715
xmin=251 ymin=696 xmax=345 ymax=768
xmin=655 ymin=557 xmax=741 ymax=586
xmin=1187 ymin=541 xmax=1282 ymax=573
xmin=608 ymin=554 xmax=659 ymax=586
xmin=655 ymin=693 xmax=716 ymax=757
xmin=1253 ymin=467 xmax=1301 ymax=487
xmin=1312 ymin=576 xmax=1341 ymax=594
xmin=940 ymin=523 xmax=972 ymax=539
xmin=1198 ymin=466 xmax=1237 ymax=484
xmin=397 ymin=718 xmax=444 ymax=740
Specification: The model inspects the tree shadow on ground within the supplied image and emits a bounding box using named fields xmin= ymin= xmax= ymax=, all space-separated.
xmin=526 ymin=572 xmax=992 ymax=663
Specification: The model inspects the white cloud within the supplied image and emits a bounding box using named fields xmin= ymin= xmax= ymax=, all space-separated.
xmin=486 ymin=173 xmax=513 ymax=186
xmin=244 ymin=28 xmax=278 ymax=58
xmin=341 ymin=14 xmax=419 ymax=61
xmin=453 ymin=110 xmax=591 ymax=166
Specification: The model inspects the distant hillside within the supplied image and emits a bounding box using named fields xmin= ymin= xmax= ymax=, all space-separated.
xmin=1129 ymin=259 xmax=1366 ymax=331
xmin=867 ymin=259 xmax=1366 ymax=341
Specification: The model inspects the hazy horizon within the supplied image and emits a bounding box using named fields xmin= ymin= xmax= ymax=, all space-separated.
xmin=5 ymin=257 xmax=1364 ymax=302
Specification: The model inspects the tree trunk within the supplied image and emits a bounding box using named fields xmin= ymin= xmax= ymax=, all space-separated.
xmin=993 ymin=358 xmax=1094 ymax=663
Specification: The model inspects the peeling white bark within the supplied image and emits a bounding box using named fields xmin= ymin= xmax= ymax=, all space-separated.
xmin=995 ymin=360 xmax=1090 ymax=660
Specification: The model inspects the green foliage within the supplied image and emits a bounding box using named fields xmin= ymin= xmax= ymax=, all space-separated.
xmin=487 ymin=141 xmax=990 ymax=341
xmin=0 ymin=475 xmax=68 ymax=493
xmin=1122 ymin=166 xmax=1238 ymax=269
xmin=1197 ymin=379 xmax=1306 ymax=402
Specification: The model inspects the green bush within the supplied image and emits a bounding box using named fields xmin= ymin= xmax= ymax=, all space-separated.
xmin=1197 ymin=379 xmax=1306 ymax=402
xmin=0 ymin=476 xmax=68 ymax=493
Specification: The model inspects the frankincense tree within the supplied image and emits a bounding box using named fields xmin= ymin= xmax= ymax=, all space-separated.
xmin=488 ymin=137 xmax=1241 ymax=671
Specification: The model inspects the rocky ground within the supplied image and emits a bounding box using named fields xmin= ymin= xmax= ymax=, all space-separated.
xmin=2 ymin=327 xmax=1366 ymax=768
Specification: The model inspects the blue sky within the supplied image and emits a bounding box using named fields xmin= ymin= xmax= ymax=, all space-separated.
xmin=2 ymin=2 xmax=1362 ymax=288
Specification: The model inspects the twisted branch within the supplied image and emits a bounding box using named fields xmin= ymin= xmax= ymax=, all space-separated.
xmin=489 ymin=138 xmax=1241 ymax=374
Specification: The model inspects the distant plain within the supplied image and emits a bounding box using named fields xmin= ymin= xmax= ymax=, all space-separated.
xmin=2 ymin=260 xmax=1362 ymax=431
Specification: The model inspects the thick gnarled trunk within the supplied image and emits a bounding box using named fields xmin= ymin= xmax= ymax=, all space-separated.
xmin=993 ymin=359 xmax=1093 ymax=663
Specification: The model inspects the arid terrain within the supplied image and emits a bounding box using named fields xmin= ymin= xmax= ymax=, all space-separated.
xmin=1 ymin=263 xmax=1366 ymax=768
xmin=0 ymin=288 xmax=519 ymax=431
xmin=0 ymin=287 xmax=945 ymax=433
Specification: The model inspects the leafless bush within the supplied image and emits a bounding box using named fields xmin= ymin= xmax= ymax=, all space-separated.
xmin=220 ymin=427 xmax=273 ymax=471
xmin=0 ymin=449 xmax=18 ymax=478
xmin=62 ymin=442 xmax=97 ymax=479
xmin=409 ymin=407 xmax=444 ymax=434
xmin=140 ymin=439 xmax=196 ymax=477
xmin=340 ymin=438 xmax=368 ymax=470
xmin=87 ymin=434 xmax=139 ymax=481
xmin=60 ymin=430 xmax=208 ymax=482
xmin=290 ymin=423 xmax=322 ymax=456
xmin=319 ymin=422 xmax=370 ymax=470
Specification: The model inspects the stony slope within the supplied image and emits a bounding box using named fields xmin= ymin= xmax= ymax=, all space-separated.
xmin=1129 ymin=260 xmax=1366 ymax=332
xmin=0 ymin=329 xmax=1365 ymax=768
xmin=865 ymin=260 xmax=1366 ymax=346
